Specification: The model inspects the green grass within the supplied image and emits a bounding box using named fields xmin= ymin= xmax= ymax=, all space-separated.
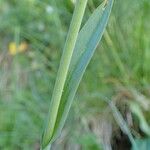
xmin=42 ymin=0 xmax=113 ymax=149
xmin=0 ymin=0 xmax=150 ymax=150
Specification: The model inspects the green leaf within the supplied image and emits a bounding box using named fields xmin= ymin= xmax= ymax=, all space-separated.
xmin=130 ymin=102 xmax=150 ymax=136
xmin=42 ymin=0 xmax=113 ymax=148
xmin=51 ymin=0 xmax=113 ymax=142
xmin=132 ymin=139 xmax=150 ymax=150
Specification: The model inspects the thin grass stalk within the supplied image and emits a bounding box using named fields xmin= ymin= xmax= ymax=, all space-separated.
xmin=42 ymin=0 xmax=88 ymax=149
xmin=90 ymin=93 xmax=138 ymax=150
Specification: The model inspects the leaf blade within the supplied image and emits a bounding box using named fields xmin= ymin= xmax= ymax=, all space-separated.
xmin=51 ymin=0 xmax=114 ymax=142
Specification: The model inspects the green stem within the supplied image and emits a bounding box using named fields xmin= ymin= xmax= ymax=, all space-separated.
xmin=42 ymin=0 xmax=88 ymax=148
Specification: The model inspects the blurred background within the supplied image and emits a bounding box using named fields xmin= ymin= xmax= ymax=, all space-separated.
xmin=0 ymin=0 xmax=150 ymax=149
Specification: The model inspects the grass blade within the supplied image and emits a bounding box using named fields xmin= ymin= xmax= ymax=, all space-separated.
xmin=42 ymin=0 xmax=113 ymax=149
xmin=87 ymin=93 xmax=138 ymax=150
xmin=42 ymin=0 xmax=88 ymax=148
xmin=51 ymin=0 xmax=113 ymax=144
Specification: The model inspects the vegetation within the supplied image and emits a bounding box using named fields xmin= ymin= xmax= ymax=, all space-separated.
xmin=0 ymin=0 xmax=150 ymax=150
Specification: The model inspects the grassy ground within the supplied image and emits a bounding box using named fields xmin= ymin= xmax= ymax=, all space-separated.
xmin=0 ymin=0 xmax=150 ymax=149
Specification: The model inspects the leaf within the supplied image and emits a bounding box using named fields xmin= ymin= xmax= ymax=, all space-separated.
xmin=130 ymin=102 xmax=150 ymax=136
xmin=132 ymin=139 xmax=150 ymax=150
xmin=108 ymin=101 xmax=138 ymax=150
xmin=93 ymin=94 xmax=138 ymax=150
xmin=42 ymin=0 xmax=113 ymax=148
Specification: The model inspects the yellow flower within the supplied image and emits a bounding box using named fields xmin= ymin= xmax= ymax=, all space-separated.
xmin=9 ymin=42 xmax=17 ymax=55
xmin=18 ymin=42 xmax=28 ymax=52
xmin=9 ymin=41 xmax=28 ymax=55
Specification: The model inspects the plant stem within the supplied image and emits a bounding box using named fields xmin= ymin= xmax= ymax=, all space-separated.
xmin=42 ymin=0 xmax=88 ymax=148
